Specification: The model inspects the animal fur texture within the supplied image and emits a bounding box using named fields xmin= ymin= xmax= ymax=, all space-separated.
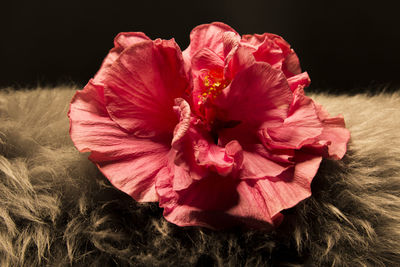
xmin=0 ymin=87 xmax=399 ymax=266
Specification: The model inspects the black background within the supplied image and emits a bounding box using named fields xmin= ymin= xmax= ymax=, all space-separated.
xmin=1 ymin=0 xmax=399 ymax=93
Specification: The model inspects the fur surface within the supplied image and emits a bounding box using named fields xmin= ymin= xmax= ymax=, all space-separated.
xmin=0 ymin=87 xmax=399 ymax=266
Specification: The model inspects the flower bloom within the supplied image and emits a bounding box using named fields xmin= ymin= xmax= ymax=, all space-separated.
xmin=69 ymin=23 xmax=350 ymax=229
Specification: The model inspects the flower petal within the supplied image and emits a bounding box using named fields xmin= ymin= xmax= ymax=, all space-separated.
xmin=282 ymin=50 xmax=301 ymax=77
xmin=216 ymin=62 xmax=293 ymax=125
xmin=68 ymin=81 xmax=170 ymax=202
xmin=171 ymin=98 xmax=191 ymax=149
xmin=312 ymin=103 xmax=351 ymax=159
xmin=191 ymin=48 xmax=224 ymax=74
xmin=240 ymin=148 xmax=290 ymax=180
xmin=241 ymin=33 xmax=272 ymax=47
xmin=287 ymin=72 xmax=311 ymax=92
xmin=156 ymin=167 xmax=245 ymax=229
xmin=241 ymin=33 xmax=302 ymax=77
xmin=169 ymin=98 xmax=202 ymax=192
xmin=224 ymin=45 xmax=256 ymax=80
xmin=252 ymin=36 xmax=285 ymax=70
xmin=223 ymin=152 xmax=321 ymax=227
xmin=97 ymin=150 xmax=169 ymax=202
xmin=155 ymin=142 xmax=322 ymax=229
xmin=254 ymin=152 xmax=322 ymax=217
xmin=156 ymin=166 xmax=281 ymax=229
xmin=268 ymin=34 xmax=302 ymax=77
xmin=194 ymin=139 xmax=244 ymax=177
xmin=226 ymin=180 xmax=282 ymax=227
xmin=222 ymin=31 xmax=240 ymax=58
xmin=183 ymin=22 xmax=239 ymax=59
xmin=260 ymin=87 xmax=323 ymax=150
xmin=173 ymin=116 xmax=244 ymax=179
xmin=94 ymin=32 xmax=151 ymax=83
xmin=103 ymin=39 xmax=190 ymax=136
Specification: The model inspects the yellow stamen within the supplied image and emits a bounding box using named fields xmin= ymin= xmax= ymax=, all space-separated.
xmin=198 ymin=74 xmax=230 ymax=105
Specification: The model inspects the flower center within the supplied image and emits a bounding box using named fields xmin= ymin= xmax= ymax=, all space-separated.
xmin=197 ymin=72 xmax=230 ymax=105
xmin=194 ymin=71 xmax=239 ymax=145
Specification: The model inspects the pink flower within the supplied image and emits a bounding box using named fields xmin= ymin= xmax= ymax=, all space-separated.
xmin=69 ymin=34 xmax=191 ymax=202
xmin=69 ymin=23 xmax=350 ymax=230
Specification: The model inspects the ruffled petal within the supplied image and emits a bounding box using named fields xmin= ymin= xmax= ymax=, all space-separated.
xmin=226 ymin=180 xmax=282 ymax=227
xmin=257 ymin=152 xmax=321 ymax=216
xmin=312 ymin=103 xmax=351 ymax=159
xmin=241 ymin=33 xmax=302 ymax=77
xmin=114 ymin=32 xmax=150 ymax=48
xmin=173 ymin=116 xmax=244 ymax=179
xmin=97 ymin=150 xmax=169 ymax=202
xmin=103 ymin=39 xmax=190 ymax=137
xmin=156 ymin=166 xmax=282 ymax=229
xmin=260 ymin=87 xmax=323 ymax=150
xmin=194 ymin=139 xmax=243 ymax=176
xmin=224 ymin=45 xmax=256 ymax=80
xmin=282 ymin=50 xmax=301 ymax=77
xmin=156 ymin=167 xmax=246 ymax=229
xmin=222 ymin=31 xmax=240 ymax=58
xmin=252 ymin=35 xmax=286 ymax=70
xmin=269 ymin=34 xmax=302 ymax=76
xmin=248 ymin=152 xmax=322 ymax=219
xmin=217 ymin=152 xmax=321 ymax=228
xmin=191 ymin=48 xmax=224 ymax=74
xmin=169 ymin=98 xmax=199 ymax=192
xmin=218 ymin=124 xmax=290 ymax=180
xmin=239 ymin=146 xmax=290 ymax=180
xmin=94 ymin=32 xmax=151 ymax=83
xmin=156 ymin=151 xmax=322 ymax=229
xmin=68 ymin=81 xmax=170 ymax=202
xmin=241 ymin=33 xmax=271 ymax=47
xmin=183 ymin=22 xmax=239 ymax=59
xmin=216 ymin=62 xmax=293 ymax=125
xmin=287 ymin=72 xmax=311 ymax=92
xmin=171 ymin=98 xmax=191 ymax=149
xmin=262 ymin=125 xmax=321 ymax=150
xmin=171 ymin=122 xmax=211 ymax=191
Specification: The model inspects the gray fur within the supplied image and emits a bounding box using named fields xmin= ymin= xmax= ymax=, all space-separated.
xmin=0 ymin=88 xmax=399 ymax=266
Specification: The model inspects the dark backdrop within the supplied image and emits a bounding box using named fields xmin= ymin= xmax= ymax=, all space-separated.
xmin=2 ymin=0 xmax=399 ymax=93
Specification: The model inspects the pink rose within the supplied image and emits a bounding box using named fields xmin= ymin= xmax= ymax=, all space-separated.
xmin=69 ymin=22 xmax=350 ymax=229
